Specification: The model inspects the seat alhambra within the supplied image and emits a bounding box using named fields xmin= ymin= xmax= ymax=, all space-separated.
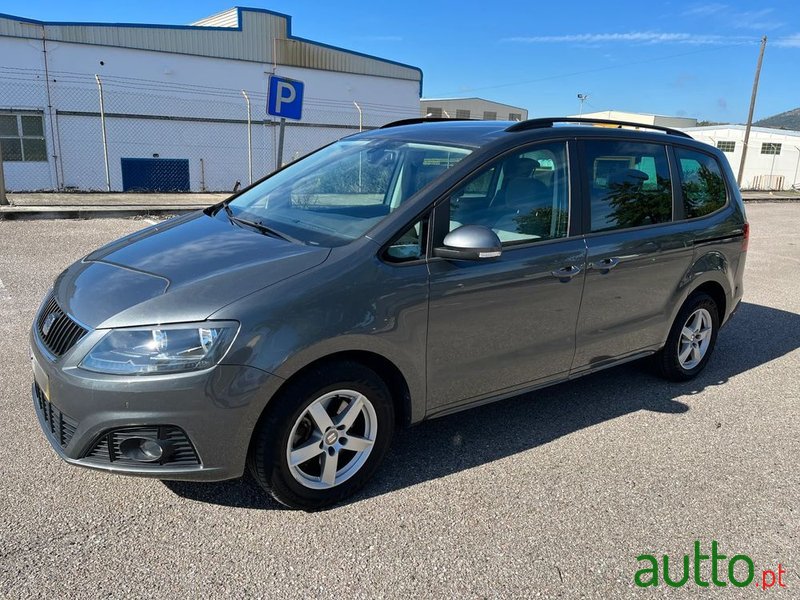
xmin=31 ymin=117 xmax=748 ymax=509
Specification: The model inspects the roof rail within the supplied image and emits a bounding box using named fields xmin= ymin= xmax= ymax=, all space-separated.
xmin=380 ymin=117 xmax=473 ymax=129
xmin=505 ymin=117 xmax=692 ymax=139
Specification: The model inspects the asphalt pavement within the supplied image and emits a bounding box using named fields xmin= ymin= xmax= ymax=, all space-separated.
xmin=0 ymin=205 xmax=797 ymax=598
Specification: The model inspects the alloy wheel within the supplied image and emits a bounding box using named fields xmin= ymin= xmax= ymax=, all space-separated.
xmin=677 ymin=307 xmax=713 ymax=370
xmin=285 ymin=389 xmax=378 ymax=490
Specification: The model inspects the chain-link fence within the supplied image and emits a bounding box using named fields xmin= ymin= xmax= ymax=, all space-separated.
xmin=0 ymin=66 xmax=416 ymax=193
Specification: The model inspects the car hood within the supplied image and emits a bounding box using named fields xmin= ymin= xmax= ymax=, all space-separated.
xmin=54 ymin=211 xmax=330 ymax=329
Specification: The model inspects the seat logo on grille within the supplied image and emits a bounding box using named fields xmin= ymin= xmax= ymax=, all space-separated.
xmin=42 ymin=313 xmax=57 ymax=336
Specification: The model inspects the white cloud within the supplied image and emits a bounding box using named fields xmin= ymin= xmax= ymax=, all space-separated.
xmin=502 ymin=32 xmax=751 ymax=45
xmin=682 ymin=4 xmax=783 ymax=30
xmin=774 ymin=34 xmax=800 ymax=47
xmin=682 ymin=3 xmax=727 ymax=17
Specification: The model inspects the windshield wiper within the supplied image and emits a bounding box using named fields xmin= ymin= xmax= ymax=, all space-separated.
xmin=222 ymin=206 xmax=300 ymax=244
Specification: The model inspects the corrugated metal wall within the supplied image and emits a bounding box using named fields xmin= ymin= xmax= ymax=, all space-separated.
xmin=0 ymin=8 xmax=420 ymax=83
xmin=275 ymin=38 xmax=419 ymax=81
xmin=190 ymin=8 xmax=240 ymax=28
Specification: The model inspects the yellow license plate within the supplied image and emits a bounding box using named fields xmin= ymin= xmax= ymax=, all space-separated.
xmin=31 ymin=350 xmax=50 ymax=400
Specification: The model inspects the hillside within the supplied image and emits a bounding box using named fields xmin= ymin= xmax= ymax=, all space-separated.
xmin=754 ymin=107 xmax=800 ymax=130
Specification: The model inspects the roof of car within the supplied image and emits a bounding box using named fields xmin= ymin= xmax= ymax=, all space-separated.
xmin=355 ymin=120 xmax=513 ymax=147
xmin=354 ymin=117 xmax=696 ymax=149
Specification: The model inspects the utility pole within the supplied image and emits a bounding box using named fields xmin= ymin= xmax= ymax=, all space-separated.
xmin=737 ymin=36 xmax=767 ymax=188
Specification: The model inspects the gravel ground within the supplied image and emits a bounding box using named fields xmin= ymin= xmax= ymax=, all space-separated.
xmin=0 ymin=205 xmax=797 ymax=599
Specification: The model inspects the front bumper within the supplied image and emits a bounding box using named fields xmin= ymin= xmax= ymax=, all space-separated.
xmin=30 ymin=327 xmax=279 ymax=481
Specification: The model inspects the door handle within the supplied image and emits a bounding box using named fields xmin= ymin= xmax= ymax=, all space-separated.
xmin=589 ymin=257 xmax=620 ymax=273
xmin=551 ymin=265 xmax=582 ymax=281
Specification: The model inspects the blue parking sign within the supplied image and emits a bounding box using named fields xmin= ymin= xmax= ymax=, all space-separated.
xmin=267 ymin=76 xmax=304 ymax=120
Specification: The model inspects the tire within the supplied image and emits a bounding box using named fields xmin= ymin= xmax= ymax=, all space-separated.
xmin=655 ymin=292 xmax=720 ymax=381
xmin=248 ymin=361 xmax=394 ymax=510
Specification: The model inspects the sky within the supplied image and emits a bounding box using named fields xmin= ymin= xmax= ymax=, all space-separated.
xmin=3 ymin=0 xmax=799 ymax=122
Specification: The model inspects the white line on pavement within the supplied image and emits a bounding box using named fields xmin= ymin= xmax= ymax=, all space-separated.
xmin=0 ymin=278 xmax=10 ymax=301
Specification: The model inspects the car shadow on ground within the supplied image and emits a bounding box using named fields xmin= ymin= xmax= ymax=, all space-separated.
xmin=164 ymin=301 xmax=800 ymax=511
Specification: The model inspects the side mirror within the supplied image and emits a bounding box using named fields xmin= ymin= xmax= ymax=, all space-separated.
xmin=433 ymin=225 xmax=502 ymax=261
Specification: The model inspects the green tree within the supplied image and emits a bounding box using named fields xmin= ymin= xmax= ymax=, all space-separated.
xmin=606 ymin=175 xmax=672 ymax=228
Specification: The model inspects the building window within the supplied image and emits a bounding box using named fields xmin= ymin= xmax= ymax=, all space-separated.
xmin=509 ymin=112 xmax=522 ymax=121
xmin=483 ymin=111 xmax=497 ymax=121
xmin=0 ymin=112 xmax=47 ymax=162
xmin=455 ymin=109 xmax=471 ymax=119
xmin=426 ymin=107 xmax=442 ymax=118
xmin=716 ymin=141 xmax=735 ymax=153
xmin=761 ymin=142 xmax=781 ymax=155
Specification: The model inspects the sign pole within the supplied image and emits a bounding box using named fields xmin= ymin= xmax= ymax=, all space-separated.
xmin=267 ymin=75 xmax=304 ymax=171
xmin=277 ymin=118 xmax=286 ymax=169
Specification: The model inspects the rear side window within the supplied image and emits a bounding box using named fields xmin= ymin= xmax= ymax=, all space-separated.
xmin=675 ymin=149 xmax=727 ymax=218
xmin=582 ymin=141 xmax=672 ymax=232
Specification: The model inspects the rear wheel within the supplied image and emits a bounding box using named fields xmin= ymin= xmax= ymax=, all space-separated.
xmin=655 ymin=292 xmax=720 ymax=381
xmin=248 ymin=362 xmax=394 ymax=510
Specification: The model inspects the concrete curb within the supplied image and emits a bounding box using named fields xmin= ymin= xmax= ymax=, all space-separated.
xmin=742 ymin=198 xmax=800 ymax=203
xmin=0 ymin=205 xmax=203 ymax=219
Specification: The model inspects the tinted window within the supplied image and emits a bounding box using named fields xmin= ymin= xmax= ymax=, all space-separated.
xmin=447 ymin=142 xmax=569 ymax=245
xmin=583 ymin=141 xmax=672 ymax=232
xmin=385 ymin=219 xmax=426 ymax=262
xmin=676 ymin=149 xmax=727 ymax=218
xmin=0 ymin=113 xmax=47 ymax=162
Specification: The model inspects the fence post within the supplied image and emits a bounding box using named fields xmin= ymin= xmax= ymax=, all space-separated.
xmin=94 ymin=74 xmax=111 ymax=192
xmin=353 ymin=101 xmax=363 ymax=132
xmin=353 ymin=101 xmax=363 ymax=190
xmin=242 ymin=90 xmax=253 ymax=185
xmin=0 ymin=139 xmax=7 ymax=205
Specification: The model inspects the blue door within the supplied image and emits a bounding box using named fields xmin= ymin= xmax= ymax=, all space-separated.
xmin=121 ymin=158 xmax=190 ymax=192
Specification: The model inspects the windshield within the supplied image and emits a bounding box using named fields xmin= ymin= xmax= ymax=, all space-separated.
xmin=224 ymin=139 xmax=472 ymax=246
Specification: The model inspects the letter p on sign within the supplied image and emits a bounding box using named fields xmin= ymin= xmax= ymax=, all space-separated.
xmin=268 ymin=76 xmax=304 ymax=120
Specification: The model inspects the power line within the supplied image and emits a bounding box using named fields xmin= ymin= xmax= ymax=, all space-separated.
xmin=429 ymin=42 xmax=756 ymax=97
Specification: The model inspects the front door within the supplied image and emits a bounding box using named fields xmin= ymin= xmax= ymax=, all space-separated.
xmin=425 ymin=141 xmax=587 ymax=413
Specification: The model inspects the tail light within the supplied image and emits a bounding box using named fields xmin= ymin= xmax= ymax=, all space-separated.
xmin=742 ymin=222 xmax=750 ymax=252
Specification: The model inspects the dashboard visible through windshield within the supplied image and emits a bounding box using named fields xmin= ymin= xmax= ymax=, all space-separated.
xmin=222 ymin=139 xmax=472 ymax=246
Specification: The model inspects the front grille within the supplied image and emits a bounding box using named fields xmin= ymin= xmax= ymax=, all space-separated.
xmin=83 ymin=426 xmax=201 ymax=468
xmin=36 ymin=294 xmax=88 ymax=357
xmin=34 ymin=382 xmax=78 ymax=448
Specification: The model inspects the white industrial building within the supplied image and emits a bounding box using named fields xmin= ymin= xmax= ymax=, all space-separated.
xmin=421 ymin=98 xmax=528 ymax=121
xmin=682 ymin=125 xmax=800 ymax=191
xmin=0 ymin=7 xmax=422 ymax=192
xmin=570 ymin=110 xmax=698 ymax=129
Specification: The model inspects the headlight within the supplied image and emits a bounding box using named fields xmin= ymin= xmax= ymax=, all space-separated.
xmin=80 ymin=322 xmax=238 ymax=375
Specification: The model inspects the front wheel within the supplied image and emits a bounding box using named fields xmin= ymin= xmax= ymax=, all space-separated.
xmin=248 ymin=362 xmax=394 ymax=510
xmin=655 ymin=292 xmax=720 ymax=381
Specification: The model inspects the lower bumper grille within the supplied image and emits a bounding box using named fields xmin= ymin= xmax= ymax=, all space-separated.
xmin=83 ymin=426 xmax=201 ymax=468
xmin=34 ymin=382 xmax=78 ymax=448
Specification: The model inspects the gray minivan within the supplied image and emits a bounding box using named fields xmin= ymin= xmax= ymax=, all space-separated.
xmin=30 ymin=118 xmax=748 ymax=509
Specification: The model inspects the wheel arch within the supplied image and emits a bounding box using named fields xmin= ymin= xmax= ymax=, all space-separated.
xmin=690 ymin=280 xmax=727 ymax=324
xmin=263 ymin=349 xmax=415 ymax=431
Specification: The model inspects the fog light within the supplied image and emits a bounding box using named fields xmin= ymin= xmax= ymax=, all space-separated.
xmin=140 ymin=439 xmax=164 ymax=461
xmin=119 ymin=437 xmax=164 ymax=462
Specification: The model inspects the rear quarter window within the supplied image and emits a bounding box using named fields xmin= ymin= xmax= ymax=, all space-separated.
xmin=675 ymin=148 xmax=727 ymax=219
